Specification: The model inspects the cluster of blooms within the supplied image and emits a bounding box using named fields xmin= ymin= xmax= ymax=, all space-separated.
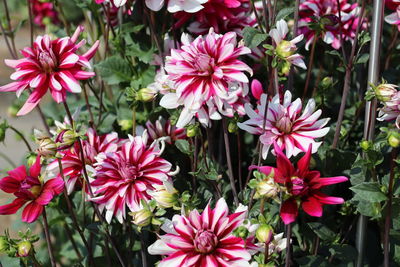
xmin=299 ymin=0 xmax=366 ymax=50
xmin=0 ymin=26 xmax=99 ymax=116
xmin=30 ymin=0 xmax=59 ymax=27
xmin=160 ymin=29 xmax=252 ymax=128
xmin=385 ymin=0 xmax=400 ymax=31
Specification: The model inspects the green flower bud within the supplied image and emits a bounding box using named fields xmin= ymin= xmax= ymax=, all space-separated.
xmin=360 ymin=140 xmax=371 ymax=151
xmin=17 ymin=241 xmax=31 ymax=257
xmin=37 ymin=138 xmax=57 ymax=158
xmin=148 ymin=185 xmax=179 ymax=209
xmin=27 ymin=155 xmax=37 ymax=167
xmin=136 ymin=88 xmax=157 ymax=102
xmin=256 ymin=224 xmax=274 ymax=244
xmin=55 ymin=129 xmax=78 ymax=150
xmin=280 ymin=61 xmax=291 ymax=76
xmin=374 ymin=83 xmax=398 ymax=102
xmin=186 ymin=124 xmax=199 ymax=138
xmin=235 ymin=226 xmax=249 ymax=239
xmin=228 ymin=121 xmax=238 ymax=133
xmin=130 ymin=209 xmax=153 ymax=227
xmin=388 ymin=131 xmax=400 ymax=148
xmin=321 ymin=77 xmax=333 ymax=89
xmin=256 ymin=178 xmax=280 ymax=199
xmin=118 ymin=120 xmax=133 ymax=131
xmin=276 ymin=40 xmax=295 ymax=58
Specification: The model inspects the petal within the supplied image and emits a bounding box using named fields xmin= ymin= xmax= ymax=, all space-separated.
xmin=21 ymin=202 xmax=43 ymax=223
xmin=0 ymin=198 xmax=26 ymax=215
xmin=280 ymin=198 xmax=298 ymax=224
xmin=301 ymin=196 xmax=323 ymax=217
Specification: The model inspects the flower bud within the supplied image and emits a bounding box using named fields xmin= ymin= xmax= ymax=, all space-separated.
xmin=360 ymin=140 xmax=371 ymax=151
xmin=55 ymin=129 xmax=78 ymax=150
xmin=17 ymin=241 xmax=32 ymax=257
xmin=256 ymin=177 xmax=280 ymax=199
xmin=136 ymin=88 xmax=157 ymax=102
xmin=186 ymin=124 xmax=199 ymax=138
xmin=321 ymin=77 xmax=333 ymax=89
xmin=256 ymin=224 xmax=274 ymax=244
xmin=276 ymin=40 xmax=295 ymax=58
xmin=37 ymin=138 xmax=57 ymax=158
xmin=148 ymin=187 xmax=178 ymax=209
xmin=280 ymin=61 xmax=291 ymax=76
xmin=388 ymin=131 xmax=400 ymax=148
xmin=130 ymin=209 xmax=153 ymax=227
xmin=320 ymin=14 xmax=339 ymax=31
xmin=228 ymin=121 xmax=238 ymax=133
xmin=118 ymin=119 xmax=133 ymax=131
xmin=235 ymin=226 xmax=249 ymax=239
xmin=251 ymin=79 xmax=263 ymax=100
xmin=375 ymin=83 xmax=398 ymax=102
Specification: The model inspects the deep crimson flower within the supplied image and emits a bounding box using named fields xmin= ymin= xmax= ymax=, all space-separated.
xmin=30 ymin=0 xmax=59 ymax=27
xmin=89 ymin=134 xmax=175 ymax=223
xmin=385 ymin=0 xmax=400 ymax=30
xmin=257 ymin=143 xmax=348 ymax=224
xmin=148 ymin=198 xmax=252 ymax=267
xmin=0 ymin=156 xmax=64 ymax=223
xmin=0 ymin=26 xmax=99 ymax=116
xmin=160 ymin=30 xmax=252 ymax=127
xmin=47 ymin=128 xmax=119 ymax=194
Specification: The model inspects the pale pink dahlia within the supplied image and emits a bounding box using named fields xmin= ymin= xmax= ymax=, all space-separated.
xmin=90 ymin=134 xmax=175 ymax=223
xmin=385 ymin=0 xmax=400 ymax=31
xmin=299 ymin=0 xmax=365 ymax=50
xmin=377 ymin=91 xmax=400 ymax=129
xmin=0 ymin=26 xmax=99 ymax=116
xmin=160 ymin=30 xmax=252 ymax=127
xmin=148 ymin=198 xmax=252 ymax=267
xmin=238 ymin=91 xmax=330 ymax=159
xmin=47 ymin=128 xmax=119 ymax=194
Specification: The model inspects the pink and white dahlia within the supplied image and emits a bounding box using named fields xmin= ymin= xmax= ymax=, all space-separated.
xmin=95 ymin=0 xmax=127 ymax=7
xmin=90 ymin=134 xmax=175 ymax=223
xmin=148 ymin=198 xmax=252 ymax=267
xmin=145 ymin=0 xmax=207 ymax=13
xmin=238 ymin=91 xmax=330 ymax=159
xmin=137 ymin=116 xmax=186 ymax=145
xmin=160 ymin=30 xmax=252 ymax=127
xmin=30 ymin=0 xmax=59 ymax=28
xmin=0 ymin=156 xmax=64 ymax=223
xmin=47 ymin=128 xmax=119 ymax=194
xmin=378 ymin=91 xmax=400 ymax=129
xmin=385 ymin=0 xmax=400 ymax=31
xmin=270 ymin=20 xmax=306 ymax=70
xmin=0 ymin=26 xmax=99 ymax=116
xmin=299 ymin=0 xmax=365 ymax=50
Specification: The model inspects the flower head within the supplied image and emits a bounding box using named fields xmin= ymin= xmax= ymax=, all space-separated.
xmin=148 ymin=198 xmax=252 ymax=267
xmin=377 ymin=90 xmax=400 ymax=129
xmin=238 ymin=91 xmax=330 ymax=159
xmin=0 ymin=156 xmax=64 ymax=223
xmin=137 ymin=116 xmax=186 ymax=145
xmin=270 ymin=20 xmax=306 ymax=70
xmin=160 ymin=30 xmax=252 ymax=127
xmin=89 ymin=133 xmax=175 ymax=223
xmin=30 ymin=0 xmax=59 ymax=28
xmin=385 ymin=0 xmax=400 ymax=31
xmin=257 ymin=143 xmax=348 ymax=224
xmin=0 ymin=26 xmax=99 ymax=116
xmin=95 ymin=0 xmax=127 ymax=7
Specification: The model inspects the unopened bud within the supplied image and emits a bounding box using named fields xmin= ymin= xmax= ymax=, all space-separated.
xmin=235 ymin=226 xmax=249 ymax=239
xmin=17 ymin=241 xmax=31 ymax=257
xmin=280 ymin=61 xmax=291 ymax=76
xmin=27 ymin=155 xmax=37 ymax=167
xmin=388 ymin=131 xmax=400 ymax=148
xmin=321 ymin=77 xmax=333 ymax=89
xmin=228 ymin=121 xmax=238 ymax=133
xmin=130 ymin=209 xmax=153 ymax=227
xmin=55 ymin=129 xmax=78 ymax=150
xmin=186 ymin=124 xmax=199 ymax=138
xmin=276 ymin=40 xmax=295 ymax=58
xmin=256 ymin=224 xmax=274 ymax=244
xmin=118 ymin=120 xmax=133 ymax=131
xmin=375 ymin=83 xmax=398 ymax=102
xmin=148 ymin=186 xmax=178 ymax=209
xmin=256 ymin=177 xmax=280 ymax=199
xmin=360 ymin=140 xmax=371 ymax=151
xmin=37 ymin=138 xmax=57 ymax=158
xmin=136 ymin=88 xmax=157 ymax=102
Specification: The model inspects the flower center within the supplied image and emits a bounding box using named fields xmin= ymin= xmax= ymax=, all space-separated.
xmin=194 ymin=54 xmax=215 ymax=74
xmin=39 ymin=51 xmax=57 ymax=73
xmin=29 ymin=185 xmax=42 ymax=198
xmin=194 ymin=230 xmax=218 ymax=254
xmin=290 ymin=176 xmax=308 ymax=197
xmin=118 ymin=162 xmax=141 ymax=180
xmin=275 ymin=114 xmax=293 ymax=134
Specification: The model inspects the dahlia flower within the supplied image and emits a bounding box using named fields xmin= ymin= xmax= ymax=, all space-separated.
xmin=238 ymin=91 xmax=330 ymax=159
xmin=30 ymin=0 xmax=59 ymax=28
xmin=95 ymin=0 xmax=127 ymax=7
xmin=385 ymin=0 xmax=400 ymax=31
xmin=160 ymin=30 xmax=252 ymax=127
xmin=0 ymin=26 xmax=99 ymax=116
xmin=270 ymin=19 xmax=306 ymax=70
xmin=47 ymin=128 xmax=119 ymax=194
xmin=377 ymin=91 xmax=400 ymax=129
xmin=89 ymin=133 xmax=176 ymax=223
xmin=145 ymin=0 xmax=207 ymax=13
xmin=148 ymin=198 xmax=252 ymax=267
xmin=257 ymin=143 xmax=348 ymax=224
xmin=137 ymin=116 xmax=186 ymax=145
xmin=0 ymin=156 xmax=64 ymax=223
xmin=299 ymin=0 xmax=365 ymax=50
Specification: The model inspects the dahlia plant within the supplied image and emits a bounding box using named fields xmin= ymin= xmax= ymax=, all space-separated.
xmin=0 ymin=0 xmax=399 ymax=266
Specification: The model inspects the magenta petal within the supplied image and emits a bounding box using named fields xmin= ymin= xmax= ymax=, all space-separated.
xmin=273 ymin=142 xmax=295 ymax=179
xmin=317 ymin=176 xmax=348 ymax=186
xmin=21 ymin=202 xmax=43 ymax=223
xmin=302 ymin=196 xmax=323 ymax=217
xmin=297 ymin=144 xmax=312 ymax=177
xmin=8 ymin=165 xmax=27 ymax=181
xmin=0 ymin=176 xmax=21 ymax=193
xmin=0 ymin=198 xmax=26 ymax=215
xmin=280 ymin=198 xmax=298 ymax=224
xmin=251 ymin=79 xmax=263 ymax=100
xmin=313 ymin=192 xmax=345 ymax=204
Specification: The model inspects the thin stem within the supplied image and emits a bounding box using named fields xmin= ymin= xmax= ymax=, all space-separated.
xmin=237 ymin=132 xmax=243 ymax=191
xmin=42 ymin=209 xmax=56 ymax=267
xmin=285 ymin=223 xmax=292 ymax=267
xmin=287 ymin=0 xmax=301 ymax=91
xmin=140 ymin=236 xmax=148 ymax=267
xmin=2 ymin=0 xmax=17 ymax=56
xmin=55 ymin=0 xmax=70 ymax=35
xmin=302 ymin=36 xmax=318 ymax=99
xmin=36 ymin=104 xmax=51 ymax=135
xmin=26 ymin=0 xmax=34 ymax=46
xmin=132 ymin=105 xmax=137 ymax=136
xmin=83 ymin=85 xmax=95 ymax=128
xmin=0 ymin=13 xmax=17 ymax=59
xmin=8 ymin=126 xmax=32 ymax=152
xmin=383 ymin=149 xmax=397 ymax=267
xmin=384 ymin=28 xmax=398 ymax=70
xmin=222 ymin=118 xmax=239 ymax=206
xmin=336 ymin=0 xmax=348 ymax=65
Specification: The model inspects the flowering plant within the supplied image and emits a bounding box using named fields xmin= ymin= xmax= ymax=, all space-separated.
xmin=0 ymin=0 xmax=398 ymax=266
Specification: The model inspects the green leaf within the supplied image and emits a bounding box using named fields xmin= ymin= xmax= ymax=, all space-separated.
xmin=242 ymin=27 xmax=267 ymax=48
xmin=350 ymin=182 xmax=387 ymax=202
xmin=356 ymin=54 xmax=369 ymax=64
xmin=95 ymin=56 xmax=133 ymax=85
xmin=175 ymin=140 xmax=191 ymax=155
xmin=275 ymin=7 xmax=294 ymax=21
xmin=307 ymin=222 xmax=337 ymax=242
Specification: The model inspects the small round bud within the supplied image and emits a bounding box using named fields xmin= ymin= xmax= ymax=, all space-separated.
xmin=235 ymin=226 xmax=249 ymax=239
xmin=321 ymin=77 xmax=333 ymax=89
xmin=375 ymin=83 xmax=398 ymax=102
xmin=17 ymin=241 xmax=32 ymax=257
xmin=360 ymin=140 xmax=371 ymax=151
xmin=388 ymin=131 xmax=400 ymax=148
xmin=37 ymin=138 xmax=57 ymax=158
xmin=276 ymin=40 xmax=295 ymax=58
xmin=55 ymin=129 xmax=78 ymax=150
xmin=186 ymin=124 xmax=199 ymax=138
xmin=130 ymin=209 xmax=153 ymax=227
xmin=228 ymin=121 xmax=238 ymax=133
xmin=280 ymin=61 xmax=291 ymax=76
xmin=118 ymin=120 xmax=133 ymax=131
xmin=148 ymin=186 xmax=178 ymax=209
xmin=136 ymin=88 xmax=157 ymax=102
xmin=256 ymin=224 xmax=274 ymax=244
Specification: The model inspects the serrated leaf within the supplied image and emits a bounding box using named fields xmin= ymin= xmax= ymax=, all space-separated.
xmin=242 ymin=27 xmax=267 ymax=48
xmin=350 ymin=182 xmax=387 ymax=202
xmin=95 ymin=56 xmax=133 ymax=85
